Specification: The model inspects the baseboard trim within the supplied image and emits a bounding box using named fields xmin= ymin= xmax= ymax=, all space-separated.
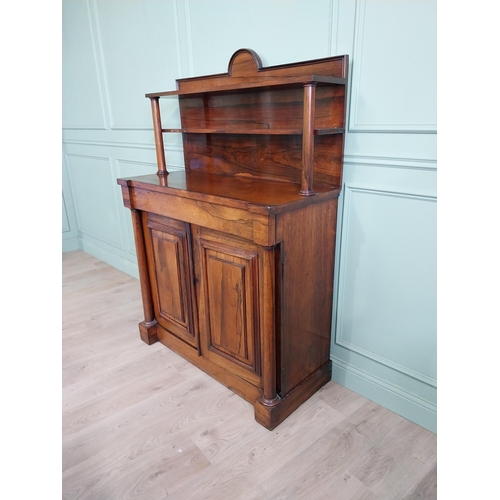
xmin=62 ymin=238 xmax=80 ymax=252
xmin=331 ymin=355 xmax=436 ymax=433
xmin=80 ymin=240 xmax=139 ymax=279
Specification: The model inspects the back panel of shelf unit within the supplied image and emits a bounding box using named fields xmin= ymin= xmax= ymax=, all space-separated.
xmin=179 ymin=86 xmax=345 ymax=133
xmin=182 ymin=133 xmax=344 ymax=188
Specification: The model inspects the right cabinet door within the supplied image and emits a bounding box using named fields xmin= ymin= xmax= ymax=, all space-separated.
xmin=192 ymin=226 xmax=261 ymax=388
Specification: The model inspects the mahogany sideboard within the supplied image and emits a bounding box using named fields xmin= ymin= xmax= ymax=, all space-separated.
xmin=117 ymin=49 xmax=348 ymax=430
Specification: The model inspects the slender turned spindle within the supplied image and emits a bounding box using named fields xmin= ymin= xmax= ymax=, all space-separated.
xmin=299 ymin=83 xmax=317 ymax=196
xmin=149 ymin=97 xmax=168 ymax=176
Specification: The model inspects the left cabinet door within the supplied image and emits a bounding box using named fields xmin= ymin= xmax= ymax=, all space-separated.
xmin=143 ymin=213 xmax=199 ymax=349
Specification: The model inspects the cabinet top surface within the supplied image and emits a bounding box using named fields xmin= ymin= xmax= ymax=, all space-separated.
xmin=118 ymin=171 xmax=339 ymax=214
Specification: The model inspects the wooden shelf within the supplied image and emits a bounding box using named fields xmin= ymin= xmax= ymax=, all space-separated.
xmin=161 ymin=127 xmax=345 ymax=135
xmin=146 ymin=75 xmax=346 ymax=99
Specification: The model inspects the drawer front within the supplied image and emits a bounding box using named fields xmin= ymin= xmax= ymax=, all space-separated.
xmin=129 ymin=188 xmax=274 ymax=246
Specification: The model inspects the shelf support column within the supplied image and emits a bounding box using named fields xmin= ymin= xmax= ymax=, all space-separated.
xmin=299 ymin=83 xmax=317 ymax=196
xmin=259 ymin=245 xmax=280 ymax=406
xmin=149 ymin=97 xmax=168 ymax=176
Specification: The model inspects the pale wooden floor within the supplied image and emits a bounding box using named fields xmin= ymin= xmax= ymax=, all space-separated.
xmin=62 ymin=250 xmax=437 ymax=500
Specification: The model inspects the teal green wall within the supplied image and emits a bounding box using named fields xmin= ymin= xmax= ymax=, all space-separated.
xmin=62 ymin=0 xmax=437 ymax=432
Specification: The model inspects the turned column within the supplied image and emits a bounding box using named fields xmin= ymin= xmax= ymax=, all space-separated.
xmin=259 ymin=245 xmax=280 ymax=406
xmin=299 ymin=83 xmax=316 ymax=196
xmin=149 ymin=97 xmax=168 ymax=176
xmin=131 ymin=209 xmax=158 ymax=344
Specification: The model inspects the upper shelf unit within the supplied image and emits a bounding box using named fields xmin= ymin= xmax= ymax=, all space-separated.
xmin=146 ymin=49 xmax=349 ymax=196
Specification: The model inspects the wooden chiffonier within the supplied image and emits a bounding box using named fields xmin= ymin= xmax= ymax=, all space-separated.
xmin=117 ymin=49 xmax=348 ymax=430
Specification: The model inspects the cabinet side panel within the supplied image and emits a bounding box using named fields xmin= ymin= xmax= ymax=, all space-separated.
xmin=277 ymin=200 xmax=337 ymax=396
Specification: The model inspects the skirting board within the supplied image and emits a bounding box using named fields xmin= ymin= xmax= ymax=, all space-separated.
xmin=62 ymin=237 xmax=80 ymax=253
xmin=80 ymin=240 xmax=139 ymax=280
xmin=331 ymin=355 xmax=436 ymax=433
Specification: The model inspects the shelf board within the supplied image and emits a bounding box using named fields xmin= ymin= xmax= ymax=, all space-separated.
xmin=314 ymin=128 xmax=345 ymax=136
xmin=161 ymin=127 xmax=344 ymax=135
xmin=146 ymin=75 xmax=346 ymax=99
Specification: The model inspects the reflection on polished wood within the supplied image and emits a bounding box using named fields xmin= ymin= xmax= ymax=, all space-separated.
xmin=62 ymin=251 xmax=437 ymax=500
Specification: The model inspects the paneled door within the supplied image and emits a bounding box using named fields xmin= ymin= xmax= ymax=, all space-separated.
xmin=192 ymin=226 xmax=261 ymax=388
xmin=143 ymin=213 xmax=199 ymax=349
